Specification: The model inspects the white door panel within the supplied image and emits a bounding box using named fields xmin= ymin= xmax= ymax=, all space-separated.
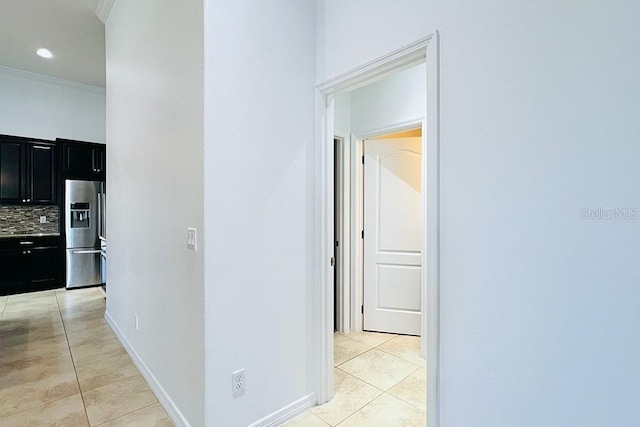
xmin=364 ymin=137 xmax=422 ymax=335
xmin=377 ymin=152 xmax=422 ymax=253
xmin=377 ymin=264 xmax=421 ymax=311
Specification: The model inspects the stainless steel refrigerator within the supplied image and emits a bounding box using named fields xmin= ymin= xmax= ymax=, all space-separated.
xmin=65 ymin=180 xmax=106 ymax=288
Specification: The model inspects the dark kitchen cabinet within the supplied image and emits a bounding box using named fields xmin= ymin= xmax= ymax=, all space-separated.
xmin=25 ymin=246 xmax=59 ymax=288
xmin=0 ymin=135 xmax=57 ymax=205
xmin=26 ymin=142 xmax=57 ymax=203
xmin=0 ymin=250 xmax=23 ymax=291
xmin=0 ymin=236 xmax=60 ymax=296
xmin=0 ymin=139 xmax=25 ymax=202
xmin=60 ymin=139 xmax=106 ymax=180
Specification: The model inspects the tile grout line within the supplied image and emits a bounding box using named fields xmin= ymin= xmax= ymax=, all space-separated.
xmin=385 ymin=389 xmax=425 ymax=412
xmin=372 ymin=336 xmax=426 ymax=413
xmin=91 ymin=402 xmax=159 ymax=427
xmin=57 ymin=287 xmax=160 ymax=426
xmin=334 ymin=333 xmax=405 ymax=366
xmin=0 ymin=291 xmax=76 ymax=423
xmin=334 ymin=334 xmax=426 ymax=417
xmin=333 ymin=392 xmax=383 ymax=427
xmin=292 ymin=333 xmax=424 ymax=427
xmin=334 ymin=347 xmax=373 ymax=367
xmin=374 ymin=345 xmax=426 ymax=367
xmin=333 ymin=391 xmax=420 ymax=427
xmin=371 ymin=338 xmax=425 ymax=411
xmin=333 ymin=365 xmax=384 ymax=394
xmin=55 ymin=289 xmax=93 ymax=427
xmin=0 ymin=289 xmax=153 ymax=426
xmin=315 ymin=368 xmax=384 ymax=426
xmin=340 ymin=333 xmax=397 ymax=347
xmin=336 ymin=347 xmax=419 ymax=394
xmin=323 ymin=340 xmax=386 ymax=426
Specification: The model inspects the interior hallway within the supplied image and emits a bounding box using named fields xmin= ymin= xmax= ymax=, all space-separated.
xmin=285 ymin=331 xmax=426 ymax=426
xmin=0 ymin=288 xmax=171 ymax=426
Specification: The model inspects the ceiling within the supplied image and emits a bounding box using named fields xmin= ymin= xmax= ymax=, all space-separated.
xmin=0 ymin=0 xmax=105 ymax=87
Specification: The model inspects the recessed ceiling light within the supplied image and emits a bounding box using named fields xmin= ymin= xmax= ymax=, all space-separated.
xmin=36 ymin=48 xmax=53 ymax=59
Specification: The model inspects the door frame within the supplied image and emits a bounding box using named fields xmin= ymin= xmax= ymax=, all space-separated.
xmin=315 ymin=33 xmax=441 ymax=427
xmin=333 ymin=133 xmax=350 ymax=333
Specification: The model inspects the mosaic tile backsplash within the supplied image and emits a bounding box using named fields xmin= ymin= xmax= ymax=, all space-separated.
xmin=0 ymin=205 xmax=60 ymax=235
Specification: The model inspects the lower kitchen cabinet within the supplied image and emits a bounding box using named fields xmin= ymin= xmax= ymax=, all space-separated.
xmin=0 ymin=236 xmax=61 ymax=296
xmin=0 ymin=250 xmax=23 ymax=291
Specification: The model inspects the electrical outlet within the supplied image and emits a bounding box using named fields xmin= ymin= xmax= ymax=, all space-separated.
xmin=187 ymin=228 xmax=197 ymax=251
xmin=232 ymin=369 xmax=245 ymax=397
xmin=39 ymin=215 xmax=47 ymax=224
xmin=135 ymin=314 xmax=139 ymax=331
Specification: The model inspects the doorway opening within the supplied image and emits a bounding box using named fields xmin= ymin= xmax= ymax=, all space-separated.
xmin=334 ymin=125 xmax=424 ymax=336
xmin=314 ymin=32 xmax=439 ymax=427
xmin=325 ymin=122 xmax=426 ymax=424
xmin=314 ymin=33 xmax=440 ymax=426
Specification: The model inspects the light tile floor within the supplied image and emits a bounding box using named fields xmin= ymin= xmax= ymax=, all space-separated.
xmin=0 ymin=288 xmax=172 ymax=426
xmin=284 ymin=331 xmax=426 ymax=427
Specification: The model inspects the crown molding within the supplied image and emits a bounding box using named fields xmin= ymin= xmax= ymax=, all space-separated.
xmin=0 ymin=65 xmax=106 ymax=93
xmin=96 ymin=0 xmax=115 ymax=24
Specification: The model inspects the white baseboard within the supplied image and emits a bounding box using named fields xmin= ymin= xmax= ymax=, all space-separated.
xmin=248 ymin=393 xmax=316 ymax=427
xmin=105 ymin=311 xmax=191 ymax=427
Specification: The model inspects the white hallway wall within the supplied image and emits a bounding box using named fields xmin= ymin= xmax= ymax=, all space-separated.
xmin=104 ymin=0 xmax=204 ymax=425
xmin=320 ymin=1 xmax=640 ymax=426
xmin=203 ymin=0 xmax=317 ymax=425
xmin=0 ymin=66 xmax=105 ymax=142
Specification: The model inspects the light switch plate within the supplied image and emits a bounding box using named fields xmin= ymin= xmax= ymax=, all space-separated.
xmin=40 ymin=215 xmax=47 ymax=223
xmin=187 ymin=228 xmax=197 ymax=251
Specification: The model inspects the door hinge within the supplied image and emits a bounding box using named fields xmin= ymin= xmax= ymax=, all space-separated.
xmin=330 ymin=257 xmax=335 ymax=267
xmin=361 ymin=230 xmax=364 ymax=239
xmin=362 ymin=155 xmax=364 ymax=164
xmin=361 ymin=305 xmax=364 ymax=314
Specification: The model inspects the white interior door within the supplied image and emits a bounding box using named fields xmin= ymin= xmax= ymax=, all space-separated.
xmin=363 ymin=137 xmax=422 ymax=335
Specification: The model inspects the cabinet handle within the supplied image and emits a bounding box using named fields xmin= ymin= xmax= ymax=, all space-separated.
xmin=20 ymin=241 xmax=34 ymax=245
xmin=27 ymin=199 xmax=31 ymax=202
xmin=22 ymin=199 xmax=26 ymax=203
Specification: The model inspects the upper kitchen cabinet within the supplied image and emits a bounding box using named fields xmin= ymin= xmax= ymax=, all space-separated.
xmin=59 ymin=139 xmax=106 ymax=180
xmin=26 ymin=142 xmax=57 ymax=203
xmin=0 ymin=138 xmax=24 ymax=202
xmin=0 ymin=135 xmax=57 ymax=205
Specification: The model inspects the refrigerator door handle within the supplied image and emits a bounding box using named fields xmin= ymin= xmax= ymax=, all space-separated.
xmin=72 ymin=249 xmax=102 ymax=254
xmin=97 ymin=192 xmax=102 ymax=238
xmin=102 ymin=191 xmax=106 ymax=238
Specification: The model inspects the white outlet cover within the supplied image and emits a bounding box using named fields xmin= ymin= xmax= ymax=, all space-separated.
xmin=187 ymin=228 xmax=197 ymax=251
xmin=232 ymin=369 xmax=245 ymax=397
xmin=40 ymin=215 xmax=47 ymax=223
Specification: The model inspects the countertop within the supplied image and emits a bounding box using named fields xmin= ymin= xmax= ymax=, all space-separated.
xmin=0 ymin=232 xmax=60 ymax=239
